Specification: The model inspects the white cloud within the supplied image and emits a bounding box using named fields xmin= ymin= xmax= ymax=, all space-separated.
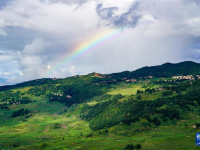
xmin=19 ymin=55 xmax=45 ymax=79
xmin=0 ymin=50 xmax=21 ymax=62
xmin=14 ymin=69 xmax=23 ymax=75
xmin=0 ymin=29 xmax=7 ymax=36
xmin=0 ymin=19 xmax=5 ymax=27
xmin=0 ymin=0 xmax=99 ymax=36
xmin=70 ymin=65 xmax=75 ymax=75
xmin=41 ymin=0 xmax=90 ymax=5
xmin=47 ymin=65 xmax=51 ymax=69
xmin=3 ymin=72 xmax=11 ymax=75
xmin=23 ymin=38 xmax=46 ymax=55
xmin=0 ymin=0 xmax=200 ymax=83
xmin=194 ymin=49 xmax=200 ymax=53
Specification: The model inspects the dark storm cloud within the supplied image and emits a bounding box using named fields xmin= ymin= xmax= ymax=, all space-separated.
xmin=96 ymin=4 xmax=118 ymax=19
xmin=96 ymin=1 xmax=142 ymax=28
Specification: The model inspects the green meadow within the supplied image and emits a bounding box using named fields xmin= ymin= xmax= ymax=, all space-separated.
xmin=107 ymin=81 xmax=148 ymax=96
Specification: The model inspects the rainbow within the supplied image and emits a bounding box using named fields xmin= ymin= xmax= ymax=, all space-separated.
xmin=44 ymin=28 xmax=128 ymax=77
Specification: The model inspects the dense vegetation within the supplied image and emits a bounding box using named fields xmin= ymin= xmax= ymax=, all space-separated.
xmin=12 ymin=108 xmax=30 ymax=117
xmin=111 ymin=61 xmax=200 ymax=79
xmin=0 ymin=61 xmax=200 ymax=149
xmin=79 ymin=80 xmax=200 ymax=131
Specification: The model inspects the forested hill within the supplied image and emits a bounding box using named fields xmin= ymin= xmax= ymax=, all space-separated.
xmin=1 ymin=61 xmax=200 ymax=91
xmin=0 ymin=78 xmax=64 ymax=92
xmin=1 ymin=61 xmax=200 ymax=149
xmin=111 ymin=61 xmax=200 ymax=79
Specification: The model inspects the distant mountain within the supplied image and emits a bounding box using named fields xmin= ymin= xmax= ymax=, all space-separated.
xmin=0 ymin=78 xmax=64 ymax=91
xmin=1 ymin=61 xmax=199 ymax=91
xmin=111 ymin=61 xmax=200 ymax=79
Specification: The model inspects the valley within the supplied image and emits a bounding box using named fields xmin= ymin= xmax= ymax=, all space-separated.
xmin=0 ymin=61 xmax=200 ymax=149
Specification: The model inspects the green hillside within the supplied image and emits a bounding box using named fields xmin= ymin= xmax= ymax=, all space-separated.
xmin=111 ymin=61 xmax=200 ymax=79
xmin=0 ymin=61 xmax=200 ymax=149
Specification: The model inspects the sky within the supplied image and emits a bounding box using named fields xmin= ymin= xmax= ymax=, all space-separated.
xmin=0 ymin=0 xmax=200 ymax=84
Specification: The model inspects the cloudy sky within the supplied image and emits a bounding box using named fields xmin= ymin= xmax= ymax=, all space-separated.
xmin=0 ymin=0 xmax=200 ymax=84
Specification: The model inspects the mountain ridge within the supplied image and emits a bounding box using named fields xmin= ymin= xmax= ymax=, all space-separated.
xmin=107 ymin=61 xmax=200 ymax=79
xmin=1 ymin=61 xmax=200 ymax=89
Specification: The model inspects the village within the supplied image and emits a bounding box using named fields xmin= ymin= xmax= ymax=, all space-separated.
xmin=2 ymin=74 xmax=200 ymax=107
xmin=172 ymin=75 xmax=200 ymax=80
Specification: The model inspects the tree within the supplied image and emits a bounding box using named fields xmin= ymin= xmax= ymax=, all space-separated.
xmin=11 ymin=108 xmax=30 ymax=118
xmin=137 ymin=94 xmax=142 ymax=100
xmin=195 ymin=122 xmax=200 ymax=128
xmin=25 ymin=109 xmax=29 ymax=114
xmin=125 ymin=144 xmax=134 ymax=149
xmin=163 ymin=90 xmax=173 ymax=96
xmin=135 ymin=144 xmax=141 ymax=149
xmin=152 ymin=117 xmax=160 ymax=126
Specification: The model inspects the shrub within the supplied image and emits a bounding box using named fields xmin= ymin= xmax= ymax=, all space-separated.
xmin=122 ymin=117 xmax=140 ymax=125
xmin=137 ymin=94 xmax=142 ymax=100
xmin=152 ymin=117 xmax=161 ymax=126
xmin=125 ymin=144 xmax=134 ymax=149
xmin=195 ymin=122 xmax=200 ymax=128
xmin=0 ymin=105 xmax=9 ymax=110
xmin=54 ymin=123 xmax=61 ymax=129
xmin=135 ymin=144 xmax=141 ymax=149
xmin=137 ymin=90 xmax=143 ymax=94
xmin=162 ymin=90 xmax=173 ymax=96
xmin=41 ymin=143 xmax=48 ymax=148
xmin=12 ymin=108 xmax=29 ymax=117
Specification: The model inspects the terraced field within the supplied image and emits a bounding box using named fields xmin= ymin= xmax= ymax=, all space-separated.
xmin=0 ymin=77 xmax=200 ymax=150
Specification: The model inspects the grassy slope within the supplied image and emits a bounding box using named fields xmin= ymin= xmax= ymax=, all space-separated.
xmin=0 ymin=94 xmax=93 ymax=150
xmin=0 ymin=81 xmax=200 ymax=150
xmin=107 ymin=81 xmax=146 ymax=95
xmin=11 ymin=87 xmax=34 ymax=93
xmin=106 ymin=80 xmax=169 ymax=102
